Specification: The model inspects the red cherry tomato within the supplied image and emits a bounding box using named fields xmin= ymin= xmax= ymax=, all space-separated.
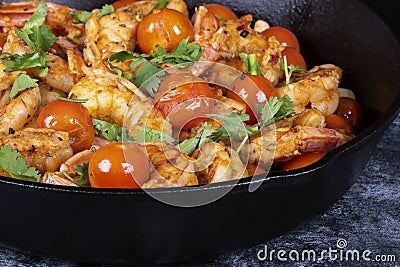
xmin=137 ymin=8 xmax=194 ymax=54
xmin=111 ymin=0 xmax=133 ymax=10
xmin=204 ymin=4 xmax=238 ymax=20
xmin=336 ymin=97 xmax=363 ymax=131
xmin=154 ymin=73 xmax=217 ymax=130
xmin=37 ymin=100 xmax=95 ymax=153
xmin=282 ymin=152 xmax=327 ymax=171
xmin=261 ymin=26 xmax=301 ymax=51
xmin=88 ymin=142 xmax=150 ymax=188
xmin=281 ymin=47 xmax=307 ymax=69
xmin=325 ymin=114 xmax=353 ymax=133
xmin=227 ymin=74 xmax=278 ymax=125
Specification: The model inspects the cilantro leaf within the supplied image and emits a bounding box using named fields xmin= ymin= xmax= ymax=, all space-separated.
xmin=153 ymin=0 xmax=169 ymax=10
xmin=132 ymin=60 xmax=165 ymax=97
xmin=9 ymin=73 xmax=38 ymax=100
xmin=255 ymin=94 xmax=296 ymax=126
xmin=98 ymin=4 xmax=115 ymax=18
xmin=71 ymin=9 xmax=92 ymax=24
xmin=239 ymin=53 xmax=263 ymax=76
xmin=133 ymin=126 xmax=175 ymax=144
xmin=178 ymin=123 xmax=213 ymax=156
xmin=0 ymin=146 xmax=41 ymax=182
xmin=92 ymin=119 xmax=134 ymax=142
xmin=1 ymin=51 xmax=47 ymax=74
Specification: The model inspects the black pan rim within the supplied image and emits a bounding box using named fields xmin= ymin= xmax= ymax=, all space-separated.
xmin=0 ymin=0 xmax=399 ymax=198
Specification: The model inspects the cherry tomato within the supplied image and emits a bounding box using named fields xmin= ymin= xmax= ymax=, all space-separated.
xmin=137 ymin=8 xmax=194 ymax=54
xmin=282 ymin=152 xmax=327 ymax=171
xmin=37 ymin=100 xmax=95 ymax=153
xmin=88 ymin=142 xmax=150 ymax=188
xmin=155 ymin=73 xmax=217 ymax=130
xmin=261 ymin=26 xmax=300 ymax=51
xmin=112 ymin=0 xmax=133 ymax=10
xmin=325 ymin=114 xmax=353 ymax=133
xmin=227 ymin=73 xmax=278 ymax=125
xmin=281 ymin=47 xmax=307 ymax=69
xmin=204 ymin=4 xmax=238 ymax=20
xmin=336 ymin=97 xmax=363 ymax=131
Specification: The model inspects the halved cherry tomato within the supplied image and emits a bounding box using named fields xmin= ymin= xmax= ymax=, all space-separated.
xmin=137 ymin=8 xmax=194 ymax=54
xmin=336 ymin=97 xmax=363 ymax=131
xmin=204 ymin=4 xmax=238 ymax=20
xmin=154 ymin=73 xmax=217 ymax=130
xmin=325 ymin=114 xmax=353 ymax=133
xmin=37 ymin=100 xmax=95 ymax=153
xmin=261 ymin=26 xmax=301 ymax=51
xmin=88 ymin=142 xmax=150 ymax=189
xmin=282 ymin=152 xmax=327 ymax=171
xmin=227 ymin=73 xmax=278 ymax=125
xmin=281 ymin=47 xmax=306 ymax=69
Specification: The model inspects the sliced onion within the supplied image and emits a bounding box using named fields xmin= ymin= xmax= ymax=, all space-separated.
xmin=339 ymin=88 xmax=356 ymax=100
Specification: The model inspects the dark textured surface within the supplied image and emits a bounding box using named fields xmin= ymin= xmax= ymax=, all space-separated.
xmin=0 ymin=115 xmax=398 ymax=266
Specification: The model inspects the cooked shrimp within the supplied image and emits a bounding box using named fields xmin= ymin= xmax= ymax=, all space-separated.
xmin=30 ymin=55 xmax=75 ymax=93
xmin=275 ymin=108 xmax=326 ymax=129
xmin=192 ymin=142 xmax=248 ymax=184
xmin=69 ymin=67 xmax=172 ymax=136
xmin=246 ymin=125 xmax=354 ymax=165
xmin=193 ymin=8 xmax=283 ymax=84
xmin=0 ymin=87 xmax=41 ymax=135
xmin=276 ymin=64 xmax=343 ymax=115
xmin=114 ymin=0 xmax=189 ymax=16
xmin=0 ymin=62 xmax=21 ymax=92
xmin=0 ymin=1 xmax=85 ymax=44
xmin=2 ymin=29 xmax=30 ymax=55
xmin=141 ymin=142 xmax=198 ymax=188
xmin=40 ymin=172 xmax=78 ymax=187
xmin=0 ymin=128 xmax=73 ymax=173
xmin=83 ymin=9 xmax=139 ymax=67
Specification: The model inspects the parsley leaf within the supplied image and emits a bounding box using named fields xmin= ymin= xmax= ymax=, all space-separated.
xmin=2 ymin=0 xmax=55 ymax=77
xmin=106 ymin=39 xmax=202 ymax=97
xmin=149 ymin=37 xmax=202 ymax=65
xmin=71 ymin=10 xmax=92 ymax=24
xmin=207 ymin=113 xmax=251 ymax=142
xmin=1 ymin=51 xmax=48 ymax=75
xmin=98 ymin=4 xmax=115 ymax=18
xmin=92 ymin=119 xmax=134 ymax=142
xmin=239 ymin=53 xmax=263 ymax=76
xmin=255 ymin=94 xmax=296 ymax=126
xmin=24 ymin=0 xmax=48 ymax=29
xmin=280 ymin=56 xmax=306 ymax=85
xmin=178 ymin=123 xmax=213 ymax=155
xmin=133 ymin=126 xmax=175 ymax=144
xmin=9 ymin=73 xmax=38 ymax=100
xmin=153 ymin=0 xmax=169 ymax=10
xmin=61 ymin=164 xmax=90 ymax=187
xmin=0 ymin=146 xmax=41 ymax=182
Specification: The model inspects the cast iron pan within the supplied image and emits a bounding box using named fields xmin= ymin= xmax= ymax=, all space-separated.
xmin=0 ymin=0 xmax=399 ymax=264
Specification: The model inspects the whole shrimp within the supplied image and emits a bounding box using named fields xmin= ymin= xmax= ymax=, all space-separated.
xmin=141 ymin=142 xmax=198 ymax=188
xmin=0 ymin=87 xmax=41 ymax=135
xmin=83 ymin=8 xmax=139 ymax=67
xmin=276 ymin=64 xmax=343 ymax=115
xmin=69 ymin=67 xmax=173 ymax=137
